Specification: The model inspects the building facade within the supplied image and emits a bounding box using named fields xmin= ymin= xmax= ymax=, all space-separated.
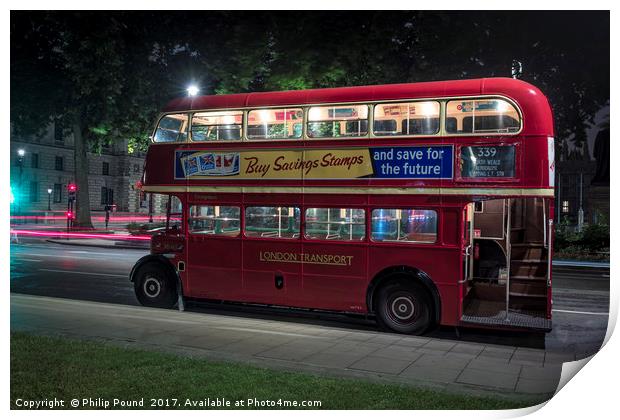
xmin=555 ymin=126 xmax=610 ymax=227
xmin=10 ymin=122 xmax=151 ymax=214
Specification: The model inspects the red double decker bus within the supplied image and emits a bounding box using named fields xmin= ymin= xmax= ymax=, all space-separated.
xmin=130 ymin=77 xmax=555 ymax=334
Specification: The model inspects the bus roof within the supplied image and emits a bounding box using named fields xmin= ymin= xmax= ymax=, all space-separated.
xmin=163 ymin=78 xmax=554 ymax=136
xmin=171 ymin=77 xmax=544 ymax=107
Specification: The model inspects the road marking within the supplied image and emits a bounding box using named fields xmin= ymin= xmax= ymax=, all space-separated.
xmin=552 ymin=309 xmax=609 ymax=316
xmin=17 ymin=258 xmax=42 ymax=262
xmin=17 ymin=253 xmax=111 ymax=261
xmin=66 ymin=250 xmax=132 ymax=257
xmin=38 ymin=269 xmax=127 ymax=278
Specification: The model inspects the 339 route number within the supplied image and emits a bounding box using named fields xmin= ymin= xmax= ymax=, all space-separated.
xmin=476 ymin=147 xmax=497 ymax=157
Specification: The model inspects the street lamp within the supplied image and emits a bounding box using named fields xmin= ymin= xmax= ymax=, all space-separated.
xmin=186 ymin=85 xmax=199 ymax=97
xmin=16 ymin=149 xmax=25 ymax=214
xmin=47 ymin=188 xmax=53 ymax=211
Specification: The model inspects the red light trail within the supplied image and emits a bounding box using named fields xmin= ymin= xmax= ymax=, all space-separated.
xmin=10 ymin=229 xmax=151 ymax=241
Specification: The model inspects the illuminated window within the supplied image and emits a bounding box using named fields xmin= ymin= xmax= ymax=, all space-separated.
xmin=446 ymin=99 xmax=520 ymax=134
xmin=188 ymin=205 xmax=240 ymax=236
xmin=191 ymin=111 xmax=243 ymax=141
xmin=247 ymin=108 xmax=303 ymax=140
xmin=562 ymin=200 xmax=570 ymax=213
xmin=307 ymin=105 xmax=368 ymax=138
xmin=305 ymin=208 xmax=365 ymax=241
xmin=245 ymin=206 xmax=300 ymax=239
xmin=154 ymin=113 xmax=189 ymax=142
xmin=373 ymin=101 xmax=440 ymax=136
xmin=371 ymin=209 xmax=437 ymax=243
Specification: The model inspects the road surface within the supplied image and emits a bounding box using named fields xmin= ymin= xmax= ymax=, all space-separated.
xmin=10 ymin=239 xmax=609 ymax=357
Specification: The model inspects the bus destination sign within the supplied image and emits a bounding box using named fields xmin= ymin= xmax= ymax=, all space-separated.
xmin=460 ymin=146 xmax=515 ymax=178
xmin=175 ymin=146 xmax=454 ymax=180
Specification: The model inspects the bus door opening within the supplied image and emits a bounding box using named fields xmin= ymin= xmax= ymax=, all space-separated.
xmin=458 ymin=203 xmax=474 ymax=317
xmin=460 ymin=198 xmax=552 ymax=330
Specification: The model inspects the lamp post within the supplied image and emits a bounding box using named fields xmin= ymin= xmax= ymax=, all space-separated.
xmin=47 ymin=188 xmax=53 ymax=211
xmin=148 ymin=193 xmax=154 ymax=223
xmin=511 ymin=60 xmax=523 ymax=79
xmin=17 ymin=149 xmax=25 ymax=214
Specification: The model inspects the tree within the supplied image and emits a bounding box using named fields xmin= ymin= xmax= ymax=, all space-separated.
xmin=11 ymin=12 xmax=175 ymax=227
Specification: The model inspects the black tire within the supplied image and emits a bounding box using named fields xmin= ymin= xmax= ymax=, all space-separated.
xmin=375 ymin=280 xmax=432 ymax=335
xmin=133 ymin=262 xmax=178 ymax=309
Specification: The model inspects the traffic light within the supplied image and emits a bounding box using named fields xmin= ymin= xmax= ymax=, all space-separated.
xmin=66 ymin=211 xmax=74 ymax=219
xmin=67 ymin=183 xmax=77 ymax=200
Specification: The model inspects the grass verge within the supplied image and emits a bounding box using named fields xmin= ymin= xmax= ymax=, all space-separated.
xmin=11 ymin=332 xmax=539 ymax=410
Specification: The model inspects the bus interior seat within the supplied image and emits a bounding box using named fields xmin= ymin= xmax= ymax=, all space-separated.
xmin=445 ymin=117 xmax=458 ymax=133
xmin=402 ymin=118 xmax=439 ymax=135
xmin=247 ymin=125 xmax=267 ymax=138
xmin=217 ymin=125 xmax=241 ymax=140
xmin=373 ymin=119 xmax=397 ymax=134
xmin=345 ymin=119 xmax=368 ymax=135
xmin=462 ymin=115 xmax=519 ymax=133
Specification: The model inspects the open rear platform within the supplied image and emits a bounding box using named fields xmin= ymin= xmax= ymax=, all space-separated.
xmin=459 ymin=197 xmax=552 ymax=332
xmin=461 ymin=298 xmax=551 ymax=330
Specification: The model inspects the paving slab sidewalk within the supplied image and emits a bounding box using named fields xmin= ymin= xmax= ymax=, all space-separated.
xmin=10 ymin=293 xmax=575 ymax=401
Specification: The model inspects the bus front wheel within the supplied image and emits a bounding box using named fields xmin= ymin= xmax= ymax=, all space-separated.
xmin=376 ymin=281 xmax=431 ymax=335
xmin=133 ymin=262 xmax=177 ymax=309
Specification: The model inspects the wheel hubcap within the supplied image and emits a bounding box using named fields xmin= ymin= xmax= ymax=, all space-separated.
xmin=390 ymin=296 xmax=416 ymax=321
xmin=143 ymin=277 xmax=161 ymax=298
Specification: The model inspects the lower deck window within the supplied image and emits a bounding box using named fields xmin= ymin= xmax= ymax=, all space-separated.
xmin=305 ymin=208 xmax=365 ymax=241
xmin=245 ymin=206 xmax=300 ymax=239
xmin=371 ymin=209 xmax=437 ymax=243
xmin=189 ymin=205 xmax=240 ymax=236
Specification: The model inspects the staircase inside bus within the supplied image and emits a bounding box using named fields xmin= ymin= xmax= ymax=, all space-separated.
xmin=460 ymin=198 xmax=552 ymax=330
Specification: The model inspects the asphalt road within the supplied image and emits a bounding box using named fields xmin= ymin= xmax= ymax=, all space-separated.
xmin=10 ymin=239 xmax=609 ymax=356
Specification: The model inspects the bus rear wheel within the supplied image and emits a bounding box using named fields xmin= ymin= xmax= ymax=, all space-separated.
xmin=133 ymin=262 xmax=177 ymax=309
xmin=376 ymin=281 xmax=431 ymax=335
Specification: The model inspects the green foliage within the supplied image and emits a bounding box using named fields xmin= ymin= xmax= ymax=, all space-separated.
xmin=580 ymin=223 xmax=610 ymax=250
xmin=12 ymin=11 xmax=609 ymax=146
xmin=554 ymin=221 xmax=609 ymax=258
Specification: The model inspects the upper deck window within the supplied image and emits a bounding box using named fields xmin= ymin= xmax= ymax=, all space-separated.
xmin=307 ymin=105 xmax=368 ymax=138
xmin=373 ymin=101 xmax=440 ymax=136
xmin=191 ymin=111 xmax=243 ymax=141
xmin=446 ymin=99 xmax=521 ymax=134
xmin=247 ymin=108 xmax=303 ymax=140
xmin=154 ymin=114 xmax=189 ymax=143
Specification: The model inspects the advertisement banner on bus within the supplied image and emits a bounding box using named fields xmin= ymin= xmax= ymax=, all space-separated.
xmin=175 ymin=145 xmax=453 ymax=180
